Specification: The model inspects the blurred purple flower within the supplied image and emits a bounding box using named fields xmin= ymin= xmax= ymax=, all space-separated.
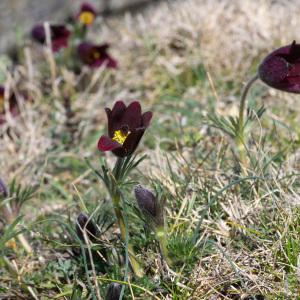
xmin=31 ymin=24 xmax=71 ymax=52
xmin=98 ymin=101 xmax=153 ymax=157
xmin=259 ymin=41 xmax=300 ymax=93
xmin=77 ymin=2 xmax=97 ymax=26
xmin=76 ymin=212 xmax=98 ymax=242
xmin=77 ymin=42 xmax=117 ymax=69
xmin=0 ymin=178 xmax=8 ymax=198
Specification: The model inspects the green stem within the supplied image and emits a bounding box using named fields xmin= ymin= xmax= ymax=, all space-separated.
xmin=237 ymin=74 xmax=259 ymax=172
xmin=238 ymin=74 xmax=259 ymax=131
xmin=156 ymin=227 xmax=172 ymax=266
xmin=235 ymin=135 xmax=248 ymax=174
xmin=112 ymin=192 xmax=144 ymax=278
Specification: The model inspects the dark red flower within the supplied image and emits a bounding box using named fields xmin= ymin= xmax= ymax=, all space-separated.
xmin=31 ymin=24 xmax=71 ymax=52
xmin=77 ymin=2 xmax=97 ymax=26
xmin=98 ymin=101 xmax=153 ymax=157
xmin=77 ymin=42 xmax=117 ymax=69
xmin=0 ymin=86 xmax=20 ymax=125
xmin=258 ymin=41 xmax=300 ymax=93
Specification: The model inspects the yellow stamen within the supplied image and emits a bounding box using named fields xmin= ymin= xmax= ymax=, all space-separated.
xmin=79 ymin=11 xmax=95 ymax=25
xmin=112 ymin=129 xmax=130 ymax=145
xmin=0 ymin=96 xmax=4 ymax=113
xmin=5 ymin=238 xmax=17 ymax=250
xmin=93 ymin=51 xmax=101 ymax=59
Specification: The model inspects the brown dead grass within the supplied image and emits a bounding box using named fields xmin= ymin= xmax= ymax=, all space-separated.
xmin=1 ymin=0 xmax=300 ymax=298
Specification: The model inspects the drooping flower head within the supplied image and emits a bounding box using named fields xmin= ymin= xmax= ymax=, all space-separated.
xmin=76 ymin=213 xmax=98 ymax=242
xmin=77 ymin=2 xmax=97 ymax=26
xmin=98 ymin=101 xmax=153 ymax=157
xmin=77 ymin=42 xmax=117 ymax=69
xmin=0 ymin=86 xmax=19 ymax=125
xmin=258 ymin=41 xmax=300 ymax=93
xmin=31 ymin=24 xmax=71 ymax=52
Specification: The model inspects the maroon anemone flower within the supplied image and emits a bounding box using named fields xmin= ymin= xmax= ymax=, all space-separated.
xmin=258 ymin=41 xmax=300 ymax=93
xmin=98 ymin=101 xmax=153 ymax=157
xmin=77 ymin=2 xmax=97 ymax=26
xmin=31 ymin=24 xmax=71 ymax=52
xmin=77 ymin=42 xmax=117 ymax=69
xmin=0 ymin=86 xmax=19 ymax=125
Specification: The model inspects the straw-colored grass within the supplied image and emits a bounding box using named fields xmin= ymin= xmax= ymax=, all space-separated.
xmin=1 ymin=0 xmax=300 ymax=299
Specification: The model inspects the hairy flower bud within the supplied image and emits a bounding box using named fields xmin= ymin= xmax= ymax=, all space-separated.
xmin=134 ymin=185 xmax=156 ymax=217
xmin=105 ymin=283 xmax=122 ymax=300
xmin=0 ymin=178 xmax=8 ymax=198
xmin=76 ymin=213 xmax=97 ymax=242
xmin=134 ymin=185 xmax=165 ymax=228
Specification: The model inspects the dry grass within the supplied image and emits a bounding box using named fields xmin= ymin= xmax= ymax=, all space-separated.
xmin=1 ymin=0 xmax=300 ymax=299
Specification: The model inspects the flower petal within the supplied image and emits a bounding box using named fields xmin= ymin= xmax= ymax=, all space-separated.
xmin=122 ymin=101 xmax=142 ymax=131
xmin=122 ymin=127 xmax=145 ymax=155
xmin=107 ymin=101 xmax=126 ymax=136
xmin=98 ymin=135 xmax=121 ymax=151
xmin=142 ymin=111 xmax=153 ymax=127
xmin=106 ymin=56 xmax=118 ymax=69
xmin=31 ymin=25 xmax=46 ymax=43
xmin=258 ymin=41 xmax=300 ymax=93
xmin=80 ymin=2 xmax=97 ymax=14
xmin=111 ymin=101 xmax=126 ymax=117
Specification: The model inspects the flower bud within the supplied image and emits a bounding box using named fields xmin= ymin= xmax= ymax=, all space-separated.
xmin=0 ymin=178 xmax=8 ymax=198
xmin=105 ymin=282 xmax=122 ymax=300
xmin=134 ymin=185 xmax=166 ymax=229
xmin=134 ymin=185 xmax=156 ymax=217
xmin=76 ymin=213 xmax=97 ymax=242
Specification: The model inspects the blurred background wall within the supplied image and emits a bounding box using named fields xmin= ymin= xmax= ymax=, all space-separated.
xmin=0 ymin=0 xmax=153 ymax=52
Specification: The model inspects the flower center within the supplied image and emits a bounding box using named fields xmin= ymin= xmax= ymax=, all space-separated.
xmin=112 ymin=125 xmax=130 ymax=145
xmin=79 ymin=11 xmax=95 ymax=25
xmin=93 ymin=51 xmax=101 ymax=59
xmin=0 ymin=96 xmax=4 ymax=113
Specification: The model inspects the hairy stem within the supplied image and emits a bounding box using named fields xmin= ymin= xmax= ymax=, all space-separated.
xmin=237 ymin=74 xmax=259 ymax=172
xmin=112 ymin=192 xmax=144 ymax=278
xmin=156 ymin=227 xmax=172 ymax=266
xmin=238 ymin=74 xmax=259 ymax=130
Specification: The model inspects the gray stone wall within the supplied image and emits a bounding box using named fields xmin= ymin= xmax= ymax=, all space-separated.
xmin=0 ymin=0 xmax=152 ymax=52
